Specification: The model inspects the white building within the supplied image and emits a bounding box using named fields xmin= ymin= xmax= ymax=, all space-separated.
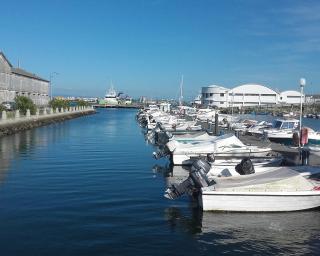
xmin=201 ymin=83 xmax=304 ymax=108
xmin=0 ymin=52 xmax=49 ymax=106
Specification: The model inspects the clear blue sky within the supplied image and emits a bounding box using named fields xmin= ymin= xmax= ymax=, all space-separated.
xmin=1 ymin=0 xmax=319 ymax=99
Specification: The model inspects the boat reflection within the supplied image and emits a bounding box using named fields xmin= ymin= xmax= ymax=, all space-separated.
xmin=164 ymin=206 xmax=320 ymax=254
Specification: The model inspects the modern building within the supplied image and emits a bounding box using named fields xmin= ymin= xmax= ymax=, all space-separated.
xmin=201 ymin=83 xmax=304 ymax=108
xmin=0 ymin=52 xmax=49 ymax=106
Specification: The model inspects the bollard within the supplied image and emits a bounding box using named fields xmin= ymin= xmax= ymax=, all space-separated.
xmin=214 ymin=113 xmax=219 ymax=135
xmin=43 ymin=108 xmax=47 ymax=115
xmin=61 ymin=107 xmax=64 ymax=113
xmin=1 ymin=110 xmax=7 ymax=120
xmin=300 ymin=147 xmax=310 ymax=166
xmin=50 ymin=108 xmax=54 ymax=114
xmin=36 ymin=109 xmax=40 ymax=116
xmin=26 ymin=109 xmax=31 ymax=118
xmin=15 ymin=110 xmax=20 ymax=119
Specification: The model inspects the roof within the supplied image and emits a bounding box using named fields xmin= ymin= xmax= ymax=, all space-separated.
xmin=11 ymin=67 xmax=49 ymax=82
xmin=0 ymin=51 xmax=13 ymax=67
xmin=230 ymin=83 xmax=278 ymax=95
xmin=207 ymin=85 xmax=229 ymax=90
xmin=1 ymin=51 xmax=48 ymax=82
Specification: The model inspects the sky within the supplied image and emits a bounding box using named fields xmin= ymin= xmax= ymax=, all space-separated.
xmin=1 ymin=0 xmax=320 ymax=99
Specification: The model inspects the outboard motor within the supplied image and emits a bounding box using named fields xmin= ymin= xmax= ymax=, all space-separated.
xmin=235 ymin=158 xmax=255 ymax=175
xmin=164 ymin=159 xmax=212 ymax=200
xmin=153 ymin=146 xmax=170 ymax=159
xmin=206 ymin=153 xmax=215 ymax=164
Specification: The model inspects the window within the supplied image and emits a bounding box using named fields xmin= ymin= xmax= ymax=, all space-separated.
xmin=244 ymin=93 xmax=259 ymax=96
xmin=261 ymin=94 xmax=276 ymax=96
xmin=220 ymin=101 xmax=224 ymax=104
xmin=288 ymin=122 xmax=295 ymax=129
xmin=209 ymin=93 xmax=213 ymax=96
xmin=220 ymin=93 xmax=224 ymax=97
xmin=273 ymin=121 xmax=282 ymax=128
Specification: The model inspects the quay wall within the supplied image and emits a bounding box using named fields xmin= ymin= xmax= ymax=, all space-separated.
xmin=0 ymin=106 xmax=96 ymax=137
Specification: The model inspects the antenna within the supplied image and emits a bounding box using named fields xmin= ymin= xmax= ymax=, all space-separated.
xmin=179 ymin=75 xmax=184 ymax=106
xmin=18 ymin=59 xmax=20 ymax=68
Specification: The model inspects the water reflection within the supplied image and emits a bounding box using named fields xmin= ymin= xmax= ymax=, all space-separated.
xmin=0 ymin=124 xmax=70 ymax=184
xmin=164 ymin=206 xmax=320 ymax=254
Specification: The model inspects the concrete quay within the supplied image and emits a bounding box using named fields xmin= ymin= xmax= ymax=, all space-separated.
xmin=0 ymin=106 xmax=96 ymax=137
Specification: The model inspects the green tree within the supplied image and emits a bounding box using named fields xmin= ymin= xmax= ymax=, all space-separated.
xmin=49 ymin=98 xmax=70 ymax=109
xmin=14 ymin=96 xmax=36 ymax=115
xmin=77 ymin=99 xmax=89 ymax=107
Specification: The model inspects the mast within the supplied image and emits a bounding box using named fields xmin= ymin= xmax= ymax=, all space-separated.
xmin=179 ymin=75 xmax=184 ymax=106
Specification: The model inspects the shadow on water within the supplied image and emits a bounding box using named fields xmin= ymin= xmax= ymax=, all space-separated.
xmin=0 ymin=123 xmax=70 ymax=184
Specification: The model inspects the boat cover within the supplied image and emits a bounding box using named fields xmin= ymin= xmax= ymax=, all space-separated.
xmin=211 ymin=167 xmax=314 ymax=192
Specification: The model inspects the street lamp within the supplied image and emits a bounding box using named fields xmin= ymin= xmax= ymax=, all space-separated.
xmin=49 ymin=72 xmax=59 ymax=100
xmin=299 ymin=77 xmax=306 ymax=148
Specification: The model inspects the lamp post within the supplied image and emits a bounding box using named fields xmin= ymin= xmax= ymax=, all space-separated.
xmin=49 ymin=72 xmax=59 ymax=100
xmin=299 ymin=78 xmax=306 ymax=148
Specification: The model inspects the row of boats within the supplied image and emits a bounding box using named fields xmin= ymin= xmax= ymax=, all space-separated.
xmin=137 ymin=105 xmax=320 ymax=212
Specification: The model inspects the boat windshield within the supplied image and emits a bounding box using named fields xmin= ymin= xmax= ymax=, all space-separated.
xmin=273 ymin=120 xmax=282 ymax=129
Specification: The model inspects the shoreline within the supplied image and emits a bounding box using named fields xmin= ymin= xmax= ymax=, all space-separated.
xmin=0 ymin=108 xmax=96 ymax=137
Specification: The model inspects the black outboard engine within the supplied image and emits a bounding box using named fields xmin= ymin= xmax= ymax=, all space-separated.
xmin=235 ymin=158 xmax=255 ymax=175
xmin=164 ymin=159 xmax=212 ymax=200
xmin=189 ymin=159 xmax=211 ymax=188
xmin=153 ymin=146 xmax=170 ymax=159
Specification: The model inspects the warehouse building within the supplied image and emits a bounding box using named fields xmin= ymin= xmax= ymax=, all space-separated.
xmin=201 ymin=83 xmax=304 ymax=108
xmin=0 ymin=52 xmax=49 ymax=106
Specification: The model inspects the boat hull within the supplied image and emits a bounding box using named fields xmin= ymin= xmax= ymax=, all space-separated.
xmin=199 ymin=191 xmax=320 ymax=212
xmin=172 ymin=150 xmax=272 ymax=165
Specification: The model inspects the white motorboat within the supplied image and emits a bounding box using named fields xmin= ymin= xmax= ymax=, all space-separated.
xmin=164 ymin=159 xmax=320 ymax=212
xmin=246 ymin=121 xmax=273 ymax=136
xmin=263 ymin=119 xmax=300 ymax=144
xmin=200 ymin=166 xmax=320 ymax=212
xmin=163 ymin=133 xmax=272 ymax=165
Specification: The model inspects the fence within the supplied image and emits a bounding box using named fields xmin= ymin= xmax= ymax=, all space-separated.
xmin=0 ymin=106 xmax=95 ymax=123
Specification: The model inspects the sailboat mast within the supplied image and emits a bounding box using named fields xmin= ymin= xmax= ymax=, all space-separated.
xmin=179 ymin=75 xmax=184 ymax=106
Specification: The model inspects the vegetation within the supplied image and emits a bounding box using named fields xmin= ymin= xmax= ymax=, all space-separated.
xmin=14 ymin=96 xmax=36 ymax=115
xmin=49 ymin=98 xmax=70 ymax=109
xmin=0 ymin=104 xmax=6 ymax=112
xmin=76 ymin=99 xmax=89 ymax=107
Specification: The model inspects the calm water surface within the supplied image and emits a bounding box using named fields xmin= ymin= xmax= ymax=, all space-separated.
xmin=0 ymin=109 xmax=319 ymax=255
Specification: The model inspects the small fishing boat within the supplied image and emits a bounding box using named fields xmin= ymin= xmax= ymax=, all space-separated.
xmin=164 ymin=159 xmax=320 ymax=212
xmin=263 ymin=119 xmax=299 ymax=144
xmin=157 ymin=133 xmax=272 ymax=165
xmin=200 ymin=166 xmax=320 ymax=212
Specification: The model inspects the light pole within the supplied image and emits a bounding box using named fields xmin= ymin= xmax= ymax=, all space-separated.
xmin=299 ymin=77 xmax=306 ymax=148
xmin=49 ymin=72 xmax=59 ymax=100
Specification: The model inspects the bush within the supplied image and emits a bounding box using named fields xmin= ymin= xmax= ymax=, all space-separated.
xmin=14 ymin=96 xmax=36 ymax=115
xmin=77 ymin=99 xmax=89 ymax=107
xmin=0 ymin=104 xmax=6 ymax=112
xmin=49 ymin=98 xmax=70 ymax=109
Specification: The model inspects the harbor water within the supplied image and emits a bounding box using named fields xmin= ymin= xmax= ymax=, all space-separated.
xmin=0 ymin=109 xmax=319 ymax=255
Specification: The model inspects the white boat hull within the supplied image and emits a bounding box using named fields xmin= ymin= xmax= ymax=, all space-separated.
xmin=199 ymin=191 xmax=320 ymax=212
xmin=172 ymin=149 xmax=272 ymax=165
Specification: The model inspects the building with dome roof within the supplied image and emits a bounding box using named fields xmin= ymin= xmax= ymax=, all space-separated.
xmin=201 ymin=83 xmax=304 ymax=108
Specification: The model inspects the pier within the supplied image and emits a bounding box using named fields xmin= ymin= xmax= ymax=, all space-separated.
xmin=0 ymin=106 xmax=96 ymax=137
xmin=93 ymin=103 xmax=142 ymax=109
